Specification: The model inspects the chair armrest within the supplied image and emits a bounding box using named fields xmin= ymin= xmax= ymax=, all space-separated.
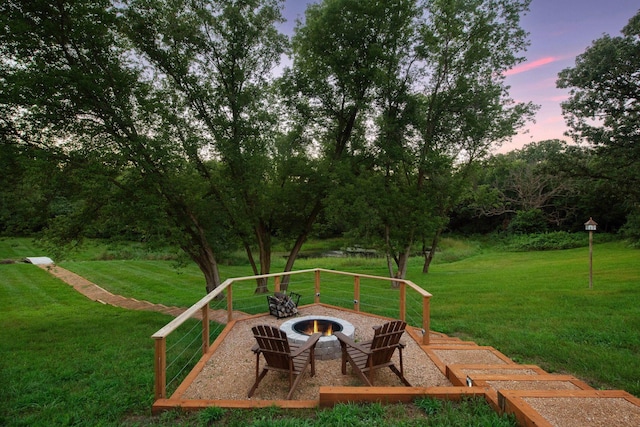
xmin=334 ymin=332 xmax=371 ymax=355
xmin=290 ymin=332 xmax=321 ymax=357
xmin=251 ymin=343 xmax=261 ymax=354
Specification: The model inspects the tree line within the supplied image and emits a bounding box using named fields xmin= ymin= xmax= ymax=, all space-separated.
xmin=1 ymin=1 xmax=638 ymax=293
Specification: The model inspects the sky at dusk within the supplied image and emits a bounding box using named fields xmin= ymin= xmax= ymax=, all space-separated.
xmin=278 ymin=0 xmax=639 ymax=153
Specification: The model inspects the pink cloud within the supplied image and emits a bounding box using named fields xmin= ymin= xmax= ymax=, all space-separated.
xmin=504 ymin=57 xmax=558 ymax=76
xmin=548 ymin=94 xmax=569 ymax=102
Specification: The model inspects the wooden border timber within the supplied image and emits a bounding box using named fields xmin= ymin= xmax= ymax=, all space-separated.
xmin=498 ymin=389 xmax=640 ymax=427
xmin=422 ymin=345 xmax=516 ymax=375
xmin=153 ymin=388 xmax=491 ymax=413
xmin=152 ymin=398 xmax=319 ymax=413
xmin=446 ymin=364 xmax=547 ymax=387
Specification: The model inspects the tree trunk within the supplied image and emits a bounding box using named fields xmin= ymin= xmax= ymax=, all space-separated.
xmin=281 ymin=200 xmax=323 ymax=290
xmin=386 ymin=251 xmax=395 ymax=280
xmin=181 ymin=212 xmax=222 ymax=295
xmin=384 ymin=224 xmax=398 ymax=281
xmin=392 ymin=244 xmax=411 ymax=288
xmin=182 ymin=235 xmax=221 ymax=295
xmin=422 ymin=230 xmax=441 ymax=274
xmin=245 ymin=240 xmax=259 ymax=276
xmin=281 ymin=233 xmax=307 ymax=291
xmin=254 ymin=222 xmax=271 ymax=294
xmin=198 ymin=249 xmax=222 ymax=295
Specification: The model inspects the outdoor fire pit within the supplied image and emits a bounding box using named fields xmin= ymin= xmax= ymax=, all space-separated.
xmin=280 ymin=315 xmax=355 ymax=360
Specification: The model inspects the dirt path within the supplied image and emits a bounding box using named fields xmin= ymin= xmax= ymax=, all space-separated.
xmin=38 ymin=264 xmax=245 ymax=323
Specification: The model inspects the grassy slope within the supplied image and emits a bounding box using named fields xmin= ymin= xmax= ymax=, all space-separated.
xmin=57 ymin=239 xmax=640 ymax=396
xmin=416 ymin=242 xmax=640 ymax=394
xmin=0 ymin=262 xmax=171 ymax=426
xmin=1 ymin=237 xmax=638 ymax=426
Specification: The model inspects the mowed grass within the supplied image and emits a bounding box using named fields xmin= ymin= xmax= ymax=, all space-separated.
xmin=54 ymin=239 xmax=640 ymax=397
xmin=414 ymin=242 xmax=640 ymax=395
xmin=0 ymin=263 xmax=170 ymax=426
xmin=1 ymin=236 xmax=638 ymax=425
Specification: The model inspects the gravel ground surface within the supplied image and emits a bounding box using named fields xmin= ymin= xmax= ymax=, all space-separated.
xmin=525 ymin=396 xmax=640 ymax=427
xmin=181 ymin=306 xmax=451 ymax=401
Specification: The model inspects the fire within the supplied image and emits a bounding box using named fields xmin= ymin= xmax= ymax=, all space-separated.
xmin=303 ymin=320 xmax=333 ymax=336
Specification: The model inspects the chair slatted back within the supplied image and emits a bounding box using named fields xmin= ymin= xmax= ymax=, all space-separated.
xmin=369 ymin=320 xmax=406 ymax=366
xmin=252 ymin=325 xmax=292 ymax=371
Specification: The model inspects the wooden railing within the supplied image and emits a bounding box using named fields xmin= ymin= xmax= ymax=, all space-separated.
xmin=151 ymin=268 xmax=432 ymax=400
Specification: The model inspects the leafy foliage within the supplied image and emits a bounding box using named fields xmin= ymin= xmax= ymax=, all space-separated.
xmin=620 ymin=210 xmax=640 ymax=248
xmin=557 ymin=11 xmax=640 ymax=243
xmin=504 ymin=231 xmax=602 ymax=251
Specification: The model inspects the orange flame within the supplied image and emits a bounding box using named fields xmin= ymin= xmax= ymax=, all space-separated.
xmin=303 ymin=320 xmax=333 ymax=336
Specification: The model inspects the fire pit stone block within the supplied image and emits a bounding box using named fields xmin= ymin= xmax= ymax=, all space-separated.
xmin=280 ymin=315 xmax=355 ymax=360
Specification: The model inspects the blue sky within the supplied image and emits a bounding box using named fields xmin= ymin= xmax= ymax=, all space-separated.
xmin=279 ymin=0 xmax=639 ymax=153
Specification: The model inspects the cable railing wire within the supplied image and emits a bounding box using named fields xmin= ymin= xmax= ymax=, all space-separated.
xmin=166 ymin=317 xmax=200 ymax=353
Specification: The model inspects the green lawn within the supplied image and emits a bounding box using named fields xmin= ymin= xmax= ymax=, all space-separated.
xmin=418 ymin=242 xmax=640 ymax=394
xmin=0 ymin=263 xmax=170 ymax=426
xmin=1 ymin=236 xmax=638 ymax=425
xmin=56 ymin=239 xmax=640 ymax=395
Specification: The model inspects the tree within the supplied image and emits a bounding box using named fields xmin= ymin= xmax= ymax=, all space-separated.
xmin=468 ymin=140 xmax=577 ymax=232
xmin=0 ymin=0 xmax=288 ymax=293
xmin=122 ymin=0 xmax=294 ymax=292
xmin=276 ymin=0 xmax=422 ymax=279
xmin=339 ymin=0 xmax=535 ymax=279
xmin=557 ymin=11 xmax=640 ymax=207
xmin=0 ymin=143 xmax=63 ymax=235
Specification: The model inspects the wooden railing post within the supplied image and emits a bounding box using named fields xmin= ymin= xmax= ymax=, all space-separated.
xmin=201 ymin=305 xmax=210 ymax=354
xmin=399 ymin=281 xmax=406 ymax=322
xmin=314 ymin=270 xmax=321 ymax=303
xmin=353 ymin=276 xmax=360 ymax=312
xmin=227 ymin=283 xmax=233 ymax=323
xmin=154 ymin=337 xmax=166 ymax=400
xmin=274 ymin=275 xmax=281 ymax=293
xmin=422 ymin=294 xmax=431 ymax=345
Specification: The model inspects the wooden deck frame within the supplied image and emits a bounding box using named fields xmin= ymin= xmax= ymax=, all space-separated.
xmin=152 ymin=305 xmax=443 ymax=413
xmin=151 ymin=268 xmax=432 ymax=401
xmin=150 ymin=306 xmax=640 ymax=427
xmin=151 ymin=304 xmax=498 ymax=414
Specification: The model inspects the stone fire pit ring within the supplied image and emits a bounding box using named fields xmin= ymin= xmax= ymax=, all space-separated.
xmin=280 ymin=315 xmax=355 ymax=360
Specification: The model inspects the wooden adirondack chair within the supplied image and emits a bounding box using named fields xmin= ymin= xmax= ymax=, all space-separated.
xmin=248 ymin=325 xmax=321 ymax=399
xmin=334 ymin=320 xmax=411 ymax=386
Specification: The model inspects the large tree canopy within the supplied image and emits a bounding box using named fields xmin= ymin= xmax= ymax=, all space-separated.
xmin=0 ymin=0 xmax=290 ymax=293
xmin=322 ymin=0 xmax=535 ymax=279
xmin=1 ymin=0 xmax=536 ymax=293
xmin=557 ymin=10 xmax=640 ymax=201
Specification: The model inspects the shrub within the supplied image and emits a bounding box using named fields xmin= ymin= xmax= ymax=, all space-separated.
xmin=507 ymin=209 xmax=548 ymax=234
xmin=620 ymin=210 xmax=640 ymax=248
xmin=506 ymin=231 xmax=585 ymax=251
xmin=505 ymin=231 xmax=620 ymax=251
